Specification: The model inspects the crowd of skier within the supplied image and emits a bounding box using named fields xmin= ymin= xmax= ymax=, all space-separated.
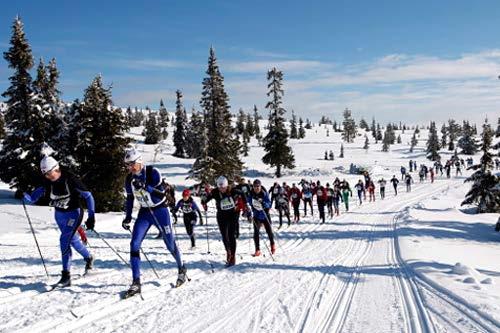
xmin=19 ymin=148 xmax=470 ymax=298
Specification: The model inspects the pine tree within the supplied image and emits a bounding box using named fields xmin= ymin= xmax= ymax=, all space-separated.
xmin=185 ymin=108 xmax=204 ymax=158
xmin=382 ymin=131 xmax=390 ymax=152
xmin=339 ymin=144 xmax=344 ymax=158
xmin=73 ymin=75 xmax=129 ymax=212
xmin=359 ymin=118 xmax=369 ymax=131
xmin=496 ymin=117 xmax=500 ymax=138
xmin=363 ymin=135 xmax=369 ymax=151
xmin=341 ymin=108 xmax=357 ymax=143
xmin=290 ymin=110 xmax=298 ymax=139
xmin=0 ymin=111 xmax=5 ymax=139
xmin=298 ymin=117 xmax=306 ymax=139
xmin=253 ymin=105 xmax=261 ymax=137
xmin=125 ymin=106 xmax=134 ymax=127
xmin=458 ymin=121 xmax=479 ymax=155
xmin=144 ymin=111 xmax=161 ymax=144
xmin=236 ymin=108 xmax=246 ymax=135
xmin=426 ymin=121 xmax=441 ymax=161
xmin=245 ymin=112 xmax=254 ymax=136
xmin=397 ymin=134 xmax=402 ymax=144
xmin=262 ymin=68 xmax=295 ymax=177
xmin=190 ymin=47 xmax=242 ymax=182
xmin=440 ymin=123 xmax=447 ymax=148
xmin=305 ymin=118 xmax=312 ymax=129
xmin=0 ymin=17 xmax=48 ymax=191
xmin=376 ymin=123 xmax=383 ymax=142
xmin=158 ymin=99 xmax=169 ymax=127
xmin=448 ymin=119 xmax=460 ymax=151
xmin=370 ymin=118 xmax=377 ymax=139
xmin=462 ymin=120 xmax=500 ymax=213
xmin=410 ymin=132 xmax=418 ymax=153
xmin=386 ymin=124 xmax=396 ymax=144
xmin=173 ymin=90 xmax=187 ymax=157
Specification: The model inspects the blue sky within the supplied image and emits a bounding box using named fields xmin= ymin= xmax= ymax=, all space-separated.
xmin=1 ymin=0 xmax=500 ymax=123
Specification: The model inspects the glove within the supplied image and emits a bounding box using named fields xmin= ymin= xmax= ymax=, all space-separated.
xmin=245 ymin=210 xmax=252 ymax=219
xmin=22 ymin=193 xmax=33 ymax=204
xmin=14 ymin=189 xmax=24 ymax=199
xmin=122 ymin=217 xmax=132 ymax=230
xmin=172 ymin=214 xmax=178 ymax=224
xmin=132 ymin=179 xmax=145 ymax=190
xmin=85 ymin=216 xmax=95 ymax=230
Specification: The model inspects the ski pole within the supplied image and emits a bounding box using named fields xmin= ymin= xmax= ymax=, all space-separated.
xmin=127 ymin=229 xmax=160 ymax=279
xmin=21 ymin=200 xmax=49 ymax=278
xmin=91 ymin=229 xmax=130 ymax=267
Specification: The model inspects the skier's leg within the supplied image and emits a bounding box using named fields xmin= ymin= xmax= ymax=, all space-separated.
xmin=228 ymin=213 xmax=238 ymax=259
xmin=253 ymin=219 xmax=260 ymax=251
xmin=130 ymin=215 xmax=151 ymax=280
xmin=262 ymin=218 xmax=275 ymax=246
xmin=154 ymin=208 xmax=183 ymax=269
xmin=216 ymin=213 xmax=230 ymax=252
xmin=278 ymin=208 xmax=283 ymax=228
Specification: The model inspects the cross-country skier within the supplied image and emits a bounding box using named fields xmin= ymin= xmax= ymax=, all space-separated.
xmin=235 ymin=177 xmax=252 ymax=238
xmin=171 ymin=189 xmax=203 ymax=249
xmin=275 ymin=185 xmax=291 ymax=228
xmin=367 ymin=180 xmax=376 ymax=202
xmin=290 ymin=183 xmax=302 ymax=223
xmin=409 ymin=160 xmax=413 ymax=173
xmin=332 ymin=185 xmax=341 ymax=216
xmin=378 ymin=178 xmax=387 ymax=199
xmin=405 ymin=173 xmax=414 ymax=192
xmin=248 ymin=179 xmax=275 ymax=256
xmin=315 ymin=185 xmax=328 ymax=223
xmin=202 ymin=176 xmax=250 ymax=267
xmin=122 ymin=149 xmax=186 ymax=297
xmin=22 ymin=156 xmax=95 ymax=287
xmin=400 ymin=166 xmax=407 ymax=180
xmin=340 ymin=180 xmax=352 ymax=211
xmin=301 ymin=183 xmax=314 ymax=216
xmin=355 ymin=180 xmax=364 ymax=205
xmin=390 ymin=175 xmax=399 ymax=195
xmin=325 ymin=183 xmax=334 ymax=218
xmin=430 ymin=167 xmax=435 ymax=183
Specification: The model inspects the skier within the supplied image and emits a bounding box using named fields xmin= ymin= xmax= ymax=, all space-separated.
xmin=331 ymin=185 xmax=341 ymax=216
xmin=355 ymin=180 xmax=364 ymax=205
xmin=290 ymin=183 xmax=302 ymax=223
xmin=248 ymin=179 xmax=275 ymax=256
xmin=430 ymin=167 xmax=435 ymax=183
xmin=171 ymin=189 xmax=203 ymax=249
xmin=418 ymin=168 xmax=425 ymax=183
xmin=390 ymin=175 xmax=399 ymax=196
xmin=409 ymin=160 xmax=413 ymax=173
xmin=400 ymin=166 xmax=407 ymax=180
xmin=122 ymin=149 xmax=186 ymax=297
xmin=455 ymin=160 xmax=462 ymax=176
xmin=301 ymin=183 xmax=314 ymax=216
xmin=378 ymin=178 xmax=387 ymax=199
xmin=275 ymin=185 xmax=291 ymax=228
xmin=202 ymin=176 xmax=250 ymax=267
xmin=22 ymin=156 xmax=95 ymax=287
xmin=445 ymin=162 xmax=451 ymax=179
xmin=325 ymin=183 xmax=334 ymax=218
xmin=405 ymin=173 xmax=414 ymax=192
xmin=340 ymin=180 xmax=352 ymax=211
xmin=315 ymin=185 xmax=328 ymax=223
xmin=367 ymin=180 xmax=376 ymax=202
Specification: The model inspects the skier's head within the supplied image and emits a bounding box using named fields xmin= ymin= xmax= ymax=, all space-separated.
xmin=124 ymin=148 xmax=143 ymax=174
xmin=182 ymin=189 xmax=191 ymax=199
xmin=253 ymin=179 xmax=262 ymax=192
xmin=40 ymin=156 xmax=61 ymax=181
xmin=216 ymin=176 xmax=229 ymax=191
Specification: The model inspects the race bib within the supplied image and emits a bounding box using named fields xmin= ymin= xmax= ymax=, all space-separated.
xmin=291 ymin=193 xmax=298 ymax=199
xmin=134 ymin=189 xmax=156 ymax=207
xmin=304 ymin=192 xmax=312 ymax=199
xmin=252 ymin=200 xmax=263 ymax=211
xmin=182 ymin=203 xmax=193 ymax=214
xmin=50 ymin=197 xmax=70 ymax=209
xmin=220 ymin=197 xmax=235 ymax=210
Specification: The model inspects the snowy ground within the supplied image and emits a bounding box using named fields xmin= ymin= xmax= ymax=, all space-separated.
xmin=0 ymin=124 xmax=499 ymax=332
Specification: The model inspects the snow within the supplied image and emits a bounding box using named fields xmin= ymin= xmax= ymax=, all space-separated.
xmin=0 ymin=124 xmax=499 ymax=332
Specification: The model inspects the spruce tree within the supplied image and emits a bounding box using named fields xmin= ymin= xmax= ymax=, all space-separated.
xmin=458 ymin=121 xmax=479 ymax=155
xmin=0 ymin=17 xmax=48 ymax=191
xmin=144 ymin=111 xmax=161 ymax=144
xmin=298 ymin=117 xmax=306 ymax=139
xmin=173 ymin=90 xmax=187 ymax=157
xmin=410 ymin=132 xmax=418 ymax=153
xmin=376 ymin=123 xmax=383 ymax=142
xmin=305 ymin=118 xmax=312 ymax=129
xmin=341 ymin=108 xmax=357 ymax=143
xmin=440 ymin=123 xmax=448 ymax=148
xmin=371 ymin=118 xmax=377 ymax=139
xmin=363 ymin=135 xmax=369 ymax=151
xmin=245 ymin=112 xmax=254 ymax=137
xmin=462 ymin=120 xmax=500 ymax=213
xmin=241 ymin=129 xmax=250 ymax=157
xmin=185 ymin=108 xmax=204 ymax=158
xmin=253 ymin=105 xmax=261 ymax=137
xmin=236 ymin=108 xmax=246 ymax=136
xmin=0 ymin=112 xmax=5 ymax=139
xmin=397 ymin=134 xmax=402 ymax=144
xmin=158 ymin=99 xmax=169 ymax=127
xmin=426 ymin=121 xmax=441 ymax=161
xmin=359 ymin=118 xmax=369 ymax=131
xmin=339 ymin=144 xmax=344 ymax=158
xmin=73 ymin=75 xmax=129 ymax=212
xmin=382 ymin=132 xmax=390 ymax=152
xmin=290 ymin=110 xmax=298 ymax=139
xmin=191 ymin=47 xmax=242 ymax=182
xmin=262 ymin=68 xmax=295 ymax=177
xmin=447 ymin=119 xmax=460 ymax=151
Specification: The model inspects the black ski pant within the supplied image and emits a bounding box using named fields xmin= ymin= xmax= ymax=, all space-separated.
xmin=393 ymin=185 xmax=398 ymax=195
xmin=253 ymin=217 xmax=274 ymax=251
xmin=183 ymin=213 xmax=197 ymax=247
xmin=292 ymin=201 xmax=301 ymax=220
xmin=278 ymin=206 xmax=291 ymax=228
xmin=326 ymin=198 xmax=333 ymax=217
xmin=317 ymin=200 xmax=326 ymax=223
xmin=380 ymin=187 xmax=385 ymax=199
xmin=303 ymin=198 xmax=313 ymax=216
xmin=216 ymin=211 xmax=238 ymax=257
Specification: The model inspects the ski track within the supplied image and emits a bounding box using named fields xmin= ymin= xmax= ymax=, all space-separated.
xmin=2 ymin=176 xmax=498 ymax=332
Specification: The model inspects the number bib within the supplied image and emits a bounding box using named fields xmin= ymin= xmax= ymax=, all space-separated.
xmin=304 ymin=192 xmax=312 ymax=199
xmin=134 ymin=189 xmax=156 ymax=208
xmin=291 ymin=193 xmax=298 ymax=199
xmin=182 ymin=203 xmax=193 ymax=214
xmin=220 ymin=197 xmax=235 ymax=211
xmin=50 ymin=182 xmax=71 ymax=209
xmin=252 ymin=200 xmax=263 ymax=211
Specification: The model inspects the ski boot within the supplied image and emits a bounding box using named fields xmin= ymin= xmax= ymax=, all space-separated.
xmin=53 ymin=270 xmax=71 ymax=288
xmin=84 ymin=254 xmax=94 ymax=275
xmin=124 ymin=279 xmax=141 ymax=299
xmin=176 ymin=265 xmax=188 ymax=287
xmin=226 ymin=254 xmax=236 ymax=267
xmin=271 ymin=244 xmax=276 ymax=255
xmin=252 ymin=249 xmax=261 ymax=257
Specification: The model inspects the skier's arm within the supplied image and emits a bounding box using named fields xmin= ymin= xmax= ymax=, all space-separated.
xmin=145 ymin=168 xmax=167 ymax=198
xmin=263 ymin=192 xmax=272 ymax=209
xmin=124 ymin=179 xmax=134 ymax=219
xmin=24 ymin=187 xmax=45 ymax=204
xmin=76 ymin=189 xmax=95 ymax=218
xmin=192 ymin=201 xmax=203 ymax=221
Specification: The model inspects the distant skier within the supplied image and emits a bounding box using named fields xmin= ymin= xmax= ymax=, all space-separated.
xmin=332 ymin=185 xmax=341 ymax=216
xmin=405 ymin=174 xmax=414 ymax=192
xmin=430 ymin=167 xmax=435 ymax=183
xmin=122 ymin=149 xmax=186 ymax=297
xmin=455 ymin=160 xmax=462 ymax=176
xmin=202 ymin=176 xmax=250 ymax=267
xmin=340 ymin=180 xmax=352 ymax=211
xmin=325 ymin=183 xmax=334 ymax=218
xmin=390 ymin=175 xmax=399 ymax=196
xmin=367 ymin=180 xmax=376 ymax=202
xmin=22 ymin=156 xmax=95 ymax=288
xmin=378 ymin=178 xmax=387 ymax=199
xmin=171 ymin=189 xmax=203 ymax=249
xmin=290 ymin=183 xmax=302 ymax=223
xmin=409 ymin=160 xmax=413 ymax=173
xmin=235 ymin=177 xmax=252 ymax=239
xmin=400 ymin=166 xmax=407 ymax=180
xmin=275 ymin=185 xmax=291 ymax=228
xmin=355 ymin=180 xmax=364 ymax=205
xmin=248 ymin=179 xmax=275 ymax=256
xmin=302 ymin=183 xmax=314 ymax=216
xmin=315 ymin=185 xmax=328 ymax=223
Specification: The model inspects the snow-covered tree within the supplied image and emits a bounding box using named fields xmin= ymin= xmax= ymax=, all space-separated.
xmin=73 ymin=75 xmax=129 ymax=212
xmin=0 ymin=112 xmax=5 ymax=139
xmin=185 ymin=108 xmax=204 ymax=159
xmin=363 ymin=135 xmax=369 ymax=151
xmin=341 ymin=108 xmax=356 ymax=143
xmin=458 ymin=121 xmax=479 ymax=155
xmin=298 ymin=117 xmax=306 ymax=139
xmin=462 ymin=120 xmax=500 ymax=213
xmin=448 ymin=119 xmax=461 ymax=151
xmin=173 ymin=90 xmax=187 ymax=157
xmin=144 ymin=111 xmax=161 ymax=145
xmin=440 ymin=123 xmax=447 ymax=148
xmin=290 ymin=110 xmax=298 ymax=139
xmin=236 ymin=108 xmax=246 ymax=136
xmin=426 ymin=121 xmax=441 ymax=161
xmin=410 ymin=132 xmax=418 ymax=152
xmin=339 ymin=144 xmax=344 ymax=158
xmin=262 ymin=67 xmax=295 ymax=177
xmin=359 ymin=118 xmax=369 ymax=131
